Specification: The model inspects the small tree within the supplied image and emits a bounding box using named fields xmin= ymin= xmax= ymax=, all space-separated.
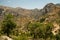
xmin=1 ymin=13 xmax=16 ymax=36
xmin=28 ymin=22 xmax=40 ymax=40
xmin=40 ymin=17 xmax=45 ymax=23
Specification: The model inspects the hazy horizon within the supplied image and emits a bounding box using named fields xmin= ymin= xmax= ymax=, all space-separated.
xmin=0 ymin=0 xmax=60 ymax=9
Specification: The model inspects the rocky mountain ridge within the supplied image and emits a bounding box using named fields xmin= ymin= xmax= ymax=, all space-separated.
xmin=0 ymin=3 xmax=60 ymax=28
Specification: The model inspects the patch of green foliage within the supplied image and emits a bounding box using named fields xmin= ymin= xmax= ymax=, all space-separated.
xmin=28 ymin=22 xmax=54 ymax=40
xmin=40 ymin=17 xmax=45 ymax=23
xmin=1 ymin=13 xmax=16 ymax=36
xmin=13 ymin=33 xmax=28 ymax=40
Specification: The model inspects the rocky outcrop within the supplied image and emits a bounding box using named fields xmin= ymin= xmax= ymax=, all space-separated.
xmin=52 ymin=23 xmax=60 ymax=35
xmin=0 ymin=35 xmax=13 ymax=40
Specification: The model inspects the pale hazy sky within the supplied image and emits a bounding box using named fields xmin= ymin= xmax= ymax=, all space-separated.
xmin=0 ymin=0 xmax=60 ymax=9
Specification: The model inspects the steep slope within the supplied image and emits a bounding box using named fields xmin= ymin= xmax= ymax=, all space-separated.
xmin=0 ymin=3 xmax=60 ymax=32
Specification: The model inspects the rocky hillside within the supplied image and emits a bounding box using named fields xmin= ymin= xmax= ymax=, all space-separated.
xmin=0 ymin=3 xmax=60 ymax=30
xmin=0 ymin=3 xmax=60 ymax=40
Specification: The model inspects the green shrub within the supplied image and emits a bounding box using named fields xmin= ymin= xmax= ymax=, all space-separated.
xmin=1 ymin=13 xmax=16 ymax=36
xmin=13 ymin=34 xmax=28 ymax=40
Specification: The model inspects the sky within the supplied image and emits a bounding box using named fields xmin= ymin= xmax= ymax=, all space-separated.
xmin=0 ymin=0 xmax=60 ymax=9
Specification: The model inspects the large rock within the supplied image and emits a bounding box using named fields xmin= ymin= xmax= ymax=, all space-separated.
xmin=0 ymin=35 xmax=13 ymax=40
